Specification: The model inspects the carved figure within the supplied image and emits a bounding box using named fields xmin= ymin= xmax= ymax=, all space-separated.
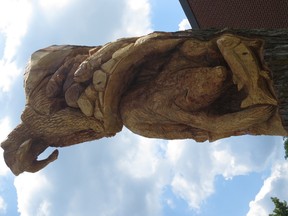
xmin=1 ymin=31 xmax=287 ymax=175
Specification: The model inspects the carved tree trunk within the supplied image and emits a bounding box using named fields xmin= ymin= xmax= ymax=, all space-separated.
xmin=2 ymin=29 xmax=288 ymax=176
xmin=169 ymin=29 xmax=288 ymax=130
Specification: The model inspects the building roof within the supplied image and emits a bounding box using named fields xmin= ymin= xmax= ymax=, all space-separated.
xmin=179 ymin=0 xmax=288 ymax=29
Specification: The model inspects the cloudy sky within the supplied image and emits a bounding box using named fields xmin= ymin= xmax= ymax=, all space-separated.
xmin=0 ymin=0 xmax=288 ymax=216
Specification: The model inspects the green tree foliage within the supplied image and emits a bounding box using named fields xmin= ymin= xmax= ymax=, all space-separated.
xmin=269 ymin=197 xmax=288 ymax=216
xmin=284 ymin=137 xmax=288 ymax=160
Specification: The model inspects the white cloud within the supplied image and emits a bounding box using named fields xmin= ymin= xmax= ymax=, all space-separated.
xmin=166 ymin=199 xmax=175 ymax=209
xmin=39 ymin=0 xmax=70 ymax=11
xmin=0 ymin=0 xmax=32 ymax=92
xmin=167 ymin=140 xmax=215 ymax=210
xmin=0 ymin=0 xmax=32 ymax=59
xmin=0 ymin=118 xmax=10 ymax=216
xmin=247 ymin=161 xmax=288 ymax=216
xmin=114 ymin=0 xmax=152 ymax=38
xmin=0 ymin=117 xmax=11 ymax=143
xmin=0 ymin=196 xmax=7 ymax=214
xmin=0 ymin=117 xmax=11 ymax=176
xmin=37 ymin=200 xmax=51 ymax=216
xmin=118 ymin=137 xmax=161 ymax=178
xmin=165 ymin=136 xmax=282 ymax=210
xmin=14 ymin=172 xmax=52 ymax=216
xmin=178 ymin=18 xmax=191 ymax=31
xmin=0 ymin=59 xmax=21 ymax=93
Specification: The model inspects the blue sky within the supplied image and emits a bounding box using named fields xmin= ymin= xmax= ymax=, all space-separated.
xmin=0 ymin=0 xmax=288 ymax=216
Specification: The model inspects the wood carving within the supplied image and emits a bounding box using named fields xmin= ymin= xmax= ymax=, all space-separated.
xmin=1 ymin=30 xmax=288 ymax=175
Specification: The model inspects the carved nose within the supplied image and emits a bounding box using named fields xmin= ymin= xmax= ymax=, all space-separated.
xmin=1 ymin=136 xmax=15 ymax=150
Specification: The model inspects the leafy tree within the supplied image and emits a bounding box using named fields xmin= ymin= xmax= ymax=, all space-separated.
xmin=284 ymin=137 xmax=288 ymax=160
xmin=269 ymin=197 xmax=288 ymax=216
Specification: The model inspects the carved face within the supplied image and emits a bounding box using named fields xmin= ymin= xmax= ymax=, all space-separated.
xmin=0 ymin=46 xmax=105 ymax=175
xmin=1 ymin=108 xmax=103 ymax=175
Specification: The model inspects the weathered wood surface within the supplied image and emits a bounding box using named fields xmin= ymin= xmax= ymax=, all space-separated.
xmin=176 ymin=29 xmax=288 ymax=130
xmin=1 ymin=29 xmax=288 ymax=175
